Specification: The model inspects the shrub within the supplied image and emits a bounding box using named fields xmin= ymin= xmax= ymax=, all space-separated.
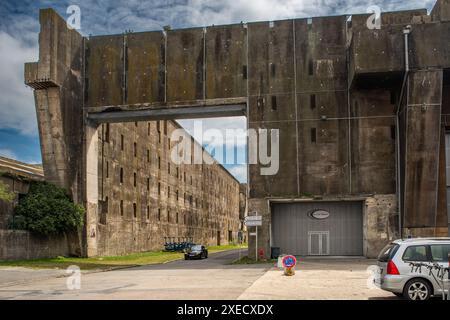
xmin=0 ymin=180 xmax=14 ymax=202
xmin=12 ymin=182 xmax=85 ymax=236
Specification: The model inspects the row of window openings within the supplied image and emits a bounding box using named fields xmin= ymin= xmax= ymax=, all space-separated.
xmin=104 ymin=121 xmax=169 ymax=146
xmin=110 ymin=162 xmax=229 ymax=191
xmin=114 ymin=200 xmax=225 ymax=226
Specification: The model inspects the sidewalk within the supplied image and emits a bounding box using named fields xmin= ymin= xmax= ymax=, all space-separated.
xmin=0 ymin=267 xmax=67 ymax=287
xmin=237 ymin=258 xmax=396 ymax=300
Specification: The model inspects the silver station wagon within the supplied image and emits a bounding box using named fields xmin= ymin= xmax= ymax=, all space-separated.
xmin=375 ymin=238 xmax=450 ymax=300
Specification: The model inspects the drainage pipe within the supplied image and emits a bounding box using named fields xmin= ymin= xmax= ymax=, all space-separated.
xmin=396 ymin=25 xmax=412 ymax=239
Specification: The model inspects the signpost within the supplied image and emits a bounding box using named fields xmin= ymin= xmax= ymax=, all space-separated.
xmin=282 ymin=255 xmax=297 ymax=276
xmin=244 ymin=214 xmax=262 ymax=262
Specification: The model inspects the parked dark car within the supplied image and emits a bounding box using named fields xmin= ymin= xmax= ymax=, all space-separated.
xmin=184 ymin=245 xmax=208 ymax=260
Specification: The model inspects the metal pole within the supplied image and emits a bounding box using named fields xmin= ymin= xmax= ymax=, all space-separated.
xmin=255 ymin=226 xmax=258 ymax=262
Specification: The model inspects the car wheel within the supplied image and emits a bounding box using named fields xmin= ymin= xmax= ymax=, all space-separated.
xmin=184 ymin=255 xmax=189 ymax=260
xmin=403 ymin=279 xmax=432 ymax=301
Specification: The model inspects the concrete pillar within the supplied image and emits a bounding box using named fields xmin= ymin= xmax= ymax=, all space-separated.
xmin=403 ymin=69 xmax=447 ymax=236
xmin=34 ymin=88 xmax=69 ymax=189
xmin=247 ymin=198 xmax=270 ymax=260
xmin=85 ymin=122 xmax=99 ymax=257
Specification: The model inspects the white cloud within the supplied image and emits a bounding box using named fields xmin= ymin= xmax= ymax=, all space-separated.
xmin=0 ymin=148 xmax=17 ymax=160
xmin=0 ymin=31 xmax=38 ymax=136
xmin=185 ymin=0 xmax=437 ymax=26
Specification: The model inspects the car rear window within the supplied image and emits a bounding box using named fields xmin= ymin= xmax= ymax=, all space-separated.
xmin=378 ymin=243 xmax=400 ymax=262
xmin=402 ymin=245 xmax=429 ymax=262
xmin=430 ymin=244 xmax=450 ymax=262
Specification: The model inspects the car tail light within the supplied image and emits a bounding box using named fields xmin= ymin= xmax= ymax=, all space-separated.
xmin=387 ymin=260 xmax=400 ymax=275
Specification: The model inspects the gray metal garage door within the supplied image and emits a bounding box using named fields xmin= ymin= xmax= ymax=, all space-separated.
xmin=271 ymin=202 xmax=363 ymax=256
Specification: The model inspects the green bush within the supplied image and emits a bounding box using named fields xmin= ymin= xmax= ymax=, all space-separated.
xmin=0 ymin=180 xmax=14 ymax=202
xmin=12 ymin=182 xmax=85 ymax=236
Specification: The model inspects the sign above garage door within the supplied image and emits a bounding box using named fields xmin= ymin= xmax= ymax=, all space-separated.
xmin=308 ymin=209 xmax=330 ymax=220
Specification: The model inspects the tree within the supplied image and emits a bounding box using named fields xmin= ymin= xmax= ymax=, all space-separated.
xmin=0 ymin=180 xmax=14 ymax=202
xmin=11 ymin=181 xmax=85 ymax=236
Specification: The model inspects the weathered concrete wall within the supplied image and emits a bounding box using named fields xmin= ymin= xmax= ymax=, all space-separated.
xmin=0 ymin=230 xmax=70 ymax=261
xmin=95 ymin=120 xmax=241 ymax=256
xmin=403 ymin=70 xmax=444 ymax=230
xmin=363 ymin=195 xmax=398 ymax=258
xmin=432 ymin=0 xmax=450 ymax=21
xmin=25 ymin=9 xmax=84 ymax=203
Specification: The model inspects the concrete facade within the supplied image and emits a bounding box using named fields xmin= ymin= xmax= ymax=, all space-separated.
xmin=25 ymin=1 xmax=450 ymax=258
xmin=95 ymin=120 xmax=241 ymax=256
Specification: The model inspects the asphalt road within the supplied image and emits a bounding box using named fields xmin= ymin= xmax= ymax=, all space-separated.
xmin=0 ymin=249 xmax=270 ymax=300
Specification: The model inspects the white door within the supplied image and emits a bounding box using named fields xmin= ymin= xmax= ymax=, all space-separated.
xmin=308 ymin=231 xmax=330 ymax=256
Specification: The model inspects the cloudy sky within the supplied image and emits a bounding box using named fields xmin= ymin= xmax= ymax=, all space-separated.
xmin=0 ymin=0 xmax=438 ymax=182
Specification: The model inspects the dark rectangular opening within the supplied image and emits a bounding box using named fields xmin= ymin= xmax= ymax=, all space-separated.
xmin=270 ymin=63 xmax=276 ymax=77
xmin=308 ymin=60 xmax=314 ymax=76
xmin=242 ymin=65 xmax=247 ymax=79
xmin=311 ymin=128 xmax=317 ymax=143
xmin=271 ymin=96 xmax=277 ymax=111
xmin=310 ymin=94 xmax=316 ymax=109
xmin=105 ymin=123 xmax=110 ymax=143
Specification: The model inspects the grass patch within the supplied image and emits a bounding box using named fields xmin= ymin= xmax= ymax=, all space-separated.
xmin=231 ymin=256 xmax=275 ymax=265
xmin=208 ymin=244 xmax=247 ymax=253
xmin=0 ymin=244 xmax=247 ymax=270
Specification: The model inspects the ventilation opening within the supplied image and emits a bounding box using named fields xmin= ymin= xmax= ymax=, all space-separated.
xmin=270 ymin=63 xmax=276 ymax=77
xmin=310 ymin=94 xmax=316 ymax=110
xmin=242 ymin=65 xmax=247 ymax=79
xmin=271 ymin=96 xmax=278 ymax=111
xmin=105 ymin=123 xmax=110 ymax=143
xmin=308 ymin=60 xmax=314 ymax=76
xmin=120 ymin=200 xmax=124 ymax=216
xmin=120 ymin=167 xmax=123 ymax=184
xmin=133 ymin=203 xmax=137 ymax=218
xmin=133 ymin=172 xmax=137 ymax=187
xmin=311 ymin=128 xmax=317 ymax=143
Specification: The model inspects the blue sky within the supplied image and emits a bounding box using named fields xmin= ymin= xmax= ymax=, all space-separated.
xmin=0 ymin=0 xmax=438 ymax=182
